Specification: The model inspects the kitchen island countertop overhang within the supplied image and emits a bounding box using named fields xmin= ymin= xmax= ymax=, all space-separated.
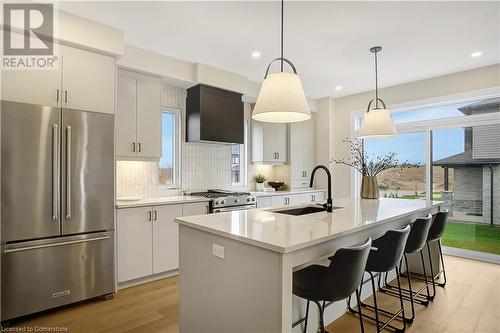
xmin=175 ymin=197 xmax=444 ymax=253
xmin=176 ymin=197 xmax=444 ymax=333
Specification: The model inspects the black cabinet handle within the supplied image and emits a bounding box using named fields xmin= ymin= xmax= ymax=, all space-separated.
xmin=147 ymin=211 xmax=152 ymax=221
xmin=154 ymin=210 xmax=158 ymax=221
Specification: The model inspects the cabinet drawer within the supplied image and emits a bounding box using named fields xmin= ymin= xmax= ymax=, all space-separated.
xmin=183 ymin=202 xmax=209 ymax=216
xmin=256 ymin=197 xmax=273 ymax=208
xmin=271 ymin=194 xmax=300 ymax=207
xmin=291 ymin=179 xmax=310 ymax=189
xmin=300 ymin=192 xmax=325 ymax=203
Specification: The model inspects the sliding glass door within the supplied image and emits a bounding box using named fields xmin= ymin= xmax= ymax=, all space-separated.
xmin=356 ymin=95 xmax=500 ymax=259
xmin=433 ymin=126 xmax=500 ymax=256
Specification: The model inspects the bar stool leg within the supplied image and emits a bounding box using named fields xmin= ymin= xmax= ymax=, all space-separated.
xmin=426 ymin=242 xmax=437 ymax=299
xmin=303 ymin=300 xmax=310 ymax=333
xmin=395 ymin=265 xmax=407 ymax=333
xmin=313 ymin=300 xmax=326 ymax=333
xmin=403 ymin=254 xmax=416 ymax=323
xmin=368 ymin=271 xmax=381 ymax=332
xmin=355 ymin=288 xmax=365 ymax=333
xmin=438 ymin=240 xmax=447 ymax=287
xmin=419 ymin=249 xmax=432 ymax=301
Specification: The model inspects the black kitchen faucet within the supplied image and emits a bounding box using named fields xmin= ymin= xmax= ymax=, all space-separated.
xmin=309 ymin=165 xmax=333 ymax=212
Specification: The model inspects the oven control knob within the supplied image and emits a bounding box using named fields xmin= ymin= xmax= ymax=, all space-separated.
xmin=235 ymin=199 xmax=239 ymax=203
xmin=220 ymin=200 xmax=225 ymax=205
xmin=251 ymin=197 xmax=256 ymax=201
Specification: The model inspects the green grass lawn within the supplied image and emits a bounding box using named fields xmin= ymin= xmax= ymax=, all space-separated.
xmin=442 ymin=220 xmax=500 ymax=255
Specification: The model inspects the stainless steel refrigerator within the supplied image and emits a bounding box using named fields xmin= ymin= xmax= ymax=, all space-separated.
xmin=1 ymin=100 xmax=115 ymax=321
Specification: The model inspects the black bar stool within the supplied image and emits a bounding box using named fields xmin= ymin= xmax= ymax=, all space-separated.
xmin=292 ymin=238 xmax=372 ymax=333
xmin=379 ymin=215 xmax=433 ymax=323
xmin=348 ymin=225 xmax=410 ymax=333
xmin=406 ymin=210 xmax=449 ymax=298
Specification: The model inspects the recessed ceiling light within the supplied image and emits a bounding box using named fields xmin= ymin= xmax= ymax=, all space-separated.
xmin=471 ymin=51 xmax=483 ymax=58
xmin=251 ymin=51 xmax=261 ymax=59
xmin=335 ymin=86 xmax=343 ymax=91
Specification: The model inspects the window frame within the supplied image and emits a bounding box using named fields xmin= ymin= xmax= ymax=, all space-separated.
xmin=350 ymin=87 xmax=500 ymax=199
xmin=159 ymin=107 xmax=181 ymax=189
xmin=231 ymin=120 xmax=248 ymax=187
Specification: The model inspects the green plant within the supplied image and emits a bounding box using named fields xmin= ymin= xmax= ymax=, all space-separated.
xmin=254 ymin=174 xmax=267 ymax=183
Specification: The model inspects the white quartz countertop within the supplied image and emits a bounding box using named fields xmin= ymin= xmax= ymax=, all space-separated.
xmin=250 ymin=188 xmax=326 ymax=197
xmin=175 ymin=197 xmax=443 ymax=253
xmin=116 ymin=196 xmax=210 ymax=208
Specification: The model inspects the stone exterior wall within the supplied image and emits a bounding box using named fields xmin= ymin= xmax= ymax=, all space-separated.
xmin=453 ymin=167 xmax=484 ymax=216
xmin=482 ymin=165 xmax=500 ymax=225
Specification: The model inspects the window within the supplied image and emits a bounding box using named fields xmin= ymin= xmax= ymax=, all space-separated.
xmin=159 ymin=108 xmax=181 ymax=188
xmin=364 ymin=132 xmax=426 ymax=199
xmin=232 ymin=120 xmax=247 ymax=186
xmin=354 ymin=95 xmax=500 ymax=258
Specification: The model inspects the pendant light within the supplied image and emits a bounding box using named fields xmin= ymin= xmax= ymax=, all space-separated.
xmin=357 ymin=46 xmax=398 ymax=138
xmin=252 ymin=0 xmax=310 ymax=123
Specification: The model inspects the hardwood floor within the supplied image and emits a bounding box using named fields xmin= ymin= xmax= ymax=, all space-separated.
xmin=12 ymin=255 xmax=499 ymax=333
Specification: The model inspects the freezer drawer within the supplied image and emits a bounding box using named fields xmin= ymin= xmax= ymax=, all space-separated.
xmin=1 ymin=232 xmax=115 ymax=320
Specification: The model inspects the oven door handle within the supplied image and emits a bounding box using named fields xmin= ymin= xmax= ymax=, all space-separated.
xmin=212 ymin=204 xmax=256 ymax=213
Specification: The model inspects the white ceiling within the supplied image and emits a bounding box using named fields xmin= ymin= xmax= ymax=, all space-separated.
xmin=58 ymin=1 xmax=500 ymax=98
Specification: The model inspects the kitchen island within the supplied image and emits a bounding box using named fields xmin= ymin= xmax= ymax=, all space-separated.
xmin=176 ymin=197 xmax=443 ymax=332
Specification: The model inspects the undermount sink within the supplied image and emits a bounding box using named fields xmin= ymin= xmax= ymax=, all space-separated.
xmin=273 ymin=205 xmax=342 ymax=216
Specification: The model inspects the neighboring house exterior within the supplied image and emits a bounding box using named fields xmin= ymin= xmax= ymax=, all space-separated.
xmin=434 ymin=98 xmax=500 ymax=225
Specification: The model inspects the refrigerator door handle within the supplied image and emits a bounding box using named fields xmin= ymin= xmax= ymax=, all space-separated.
xmin=66 ymin=125 xmax=72 ymax=219
xmin=3 ymin=236 xmax=111 ymax=254
xmin=52 ymin=124 xmax=59 ymax=220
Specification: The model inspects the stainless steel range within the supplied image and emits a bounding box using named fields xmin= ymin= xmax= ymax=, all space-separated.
xmin=190 ymin=189 xmax=256 ymax=213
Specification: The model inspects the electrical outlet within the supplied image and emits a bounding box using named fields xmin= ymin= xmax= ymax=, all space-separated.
xmin=212 ymin=243 xmax=225 ymax=259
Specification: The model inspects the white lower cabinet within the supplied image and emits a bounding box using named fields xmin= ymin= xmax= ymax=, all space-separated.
xmin=117 ymin=207 xmax=153 ymax=283
xmin=117 ymin=201 xmax=209 ymax=283
xmin=152 ymin=204 xmax=183 ymax=274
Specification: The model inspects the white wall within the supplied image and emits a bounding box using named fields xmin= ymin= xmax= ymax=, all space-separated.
xmin=320 ymin=64 xmax=500 ymax=198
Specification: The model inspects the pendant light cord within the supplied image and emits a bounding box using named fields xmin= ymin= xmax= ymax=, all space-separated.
xmin=281 ymin=0 xmax=284 ymax=72
xmin=374 ymin=49 xmax=379 ymax=108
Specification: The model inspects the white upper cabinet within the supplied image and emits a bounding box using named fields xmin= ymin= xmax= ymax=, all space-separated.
xmin=136 ymin=80 xmax=161 ymax=158
xmin=1 ymin=43 xmax=115 ymax=114
xmin=252 ymin=120 xmax=288 ymax=164
xmin=116 ymin=76 xmax=137 ymax=156
xmin=116 ymin=70 xmax=161 ymax=159
xmin=1 ymin=42 xmax=61 ymax=107
xmin=274 ymin=123 xmax=288 ymax=163
xmin=289 ymin=116 xmax=316 ymax=188
xmin=61 ymin=45 xmax=115 ymax=114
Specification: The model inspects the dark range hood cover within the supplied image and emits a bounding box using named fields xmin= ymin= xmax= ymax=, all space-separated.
xmin=186 ymin=84 xmax=244 ymax=144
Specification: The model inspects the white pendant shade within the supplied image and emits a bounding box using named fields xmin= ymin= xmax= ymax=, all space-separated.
xmin=357 ymin=108 xmax=398 ymax=138
xmin=252 ymin=72 xmax=311 ymax=123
